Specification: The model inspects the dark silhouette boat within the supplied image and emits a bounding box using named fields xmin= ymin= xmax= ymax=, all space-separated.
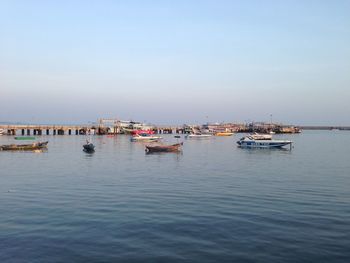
xmin=83 ymin=141 xmax=95 ymax=152
xmin=145 ymin=142 xmax=183 ymax=153
xmin=0 ymin=141 xmax=48 ymax=151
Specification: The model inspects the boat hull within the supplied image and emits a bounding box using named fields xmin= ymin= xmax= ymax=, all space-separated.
xmin=83 ymin=143 xmax=95 ymax=152
xmin=131 ymin=136 xmax=162 ymax=142
xmin=0 ymin=141 xmax=48 ymax=151
xmin=215 ymin=132 xmax=234 ymax=136
xmin=15 ymin=136 xmax=36 ymax=140
xmin=237 ymin=139 xmax=292 ymax=148
xmin=145 ymin=143 xmax=183 ymax=153
xmin=186 ymin=134 xmax=212 ymax=138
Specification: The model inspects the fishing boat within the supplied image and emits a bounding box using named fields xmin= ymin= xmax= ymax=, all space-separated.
xmin=0 ymin=141 xmax=48 ymax=151
xmin=15 ymin=136 xmax=36 ymax=140
xmin=145 ymin=142 xmax=183 ymax=153
xmin=237 ymin=136 xmax=292 ymax=149
xmin=83 ymin=140 xmax=95 ymax=152
xmin=119 ymin=121 xmax=154 ymax=134
xmin=130 ymin=133 xmax=162 ymax=142
xmin=215 ymin=132 xmax=234 ymax=136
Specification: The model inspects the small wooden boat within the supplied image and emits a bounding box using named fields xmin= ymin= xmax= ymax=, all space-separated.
xmin=15 ymin=136 xmax=36 ymax=140
xmin=0 ymin=141 xmax=48 ymax=151
xmin=145 ymin=142 xmax=183 ymax=153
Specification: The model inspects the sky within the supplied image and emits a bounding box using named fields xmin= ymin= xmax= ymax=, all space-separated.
xmin=1 ymin=0 xmax=349 ymax=125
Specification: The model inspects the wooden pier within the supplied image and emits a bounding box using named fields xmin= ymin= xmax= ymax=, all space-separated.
xmin=0 ymin=124 xmax=93 ymax=136
xmin=2 ymin=123 xmax=347 ymax=136
xmin=0 ymin=124 xmax=184 ymax=136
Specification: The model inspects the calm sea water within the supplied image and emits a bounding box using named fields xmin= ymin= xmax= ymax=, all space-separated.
xmin=0 ymin=131 xmax=349 ymax=262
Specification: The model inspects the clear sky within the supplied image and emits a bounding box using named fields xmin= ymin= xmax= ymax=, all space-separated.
xmin=1 ymin=0 xmax=349 ymax=125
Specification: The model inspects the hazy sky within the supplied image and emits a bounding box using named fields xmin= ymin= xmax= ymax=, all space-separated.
xmin=1 ymin=0 xmax=349 ymax=125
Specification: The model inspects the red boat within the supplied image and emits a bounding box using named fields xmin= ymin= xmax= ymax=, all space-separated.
xmin=131 ymin=130 xmax=154 ymax=135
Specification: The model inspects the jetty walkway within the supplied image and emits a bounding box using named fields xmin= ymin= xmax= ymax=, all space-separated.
xmin=0 ymin=124 xmax=93 ymax=136
xmin=0 ymin=124 xmax=179 ymax=136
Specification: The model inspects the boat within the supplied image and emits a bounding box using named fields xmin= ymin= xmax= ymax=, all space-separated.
xmin=215 ymin=132 xmax=234 ymax=136
xmin=119 ymin=120 xmax=154 ymax=134
xmin=249 ymin=132 xmax=272 ymax=140
xmin=0 ymin=141 xmax=48 ymax=151
xmin=145 ymin=142 xmax=183 ymax=153
xmin=131 ymin=130 xmax=154 ymax=136
xmin=186 ymin=133 xmax=213 ymax=138
xmin=185 ymin=125 xmax=214 ymax=138
xmin=83 ymin=141 xmax=95 ymax=152
xmin=0 ymin=128 xmax=5 ymax=136
xmin=14 ymin=136 xmax=36 ymax=140
xmin=237 ymin=136 xmax=292 ymax=149
xmin=130 ymin=133 xmax=162 ymax=142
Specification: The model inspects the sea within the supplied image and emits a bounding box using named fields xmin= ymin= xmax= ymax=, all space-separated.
xmin=0 ymin=131 xmax=349 ymax=262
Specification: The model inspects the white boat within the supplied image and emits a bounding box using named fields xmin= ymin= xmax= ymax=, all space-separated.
xmin=119 ymin=120 xmax=154 ymax=134
xmin=249 ymin=132 xmax=272 ymax=140
xmin=237 ymin=136 xmax=292 ymax=149
xmin=130 ymin=134 xmax=162 ymax=142
xmin=185 ymin=127 xmax=213 ymax=138
xmin=186 ymin=133 xmax=213 ymax=139
xmin=0 ymin=128 xmax=5 ymax=136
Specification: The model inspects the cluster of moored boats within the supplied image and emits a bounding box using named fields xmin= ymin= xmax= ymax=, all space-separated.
xmin=0 ymin=130 xmax=293 ymax=153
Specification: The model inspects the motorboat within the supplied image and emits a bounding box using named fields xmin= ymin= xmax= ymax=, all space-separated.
xmin=237 ymin=136 xmax=292 ymax=149
xmin=145 ymin=142 xmax=183 ymax=153
xmin=131 ymin=133 xmax=162 ymax=142
xmin=83 ymin=140 xmax=95 ymax=152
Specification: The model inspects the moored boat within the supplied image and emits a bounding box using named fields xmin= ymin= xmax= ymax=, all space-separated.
xmin=145 ymin=142 xmax=183 ymax=153
xmin=15 ymin=136 xmax=36 ymax=140
xmin=131 ymin=130 xmax=155 ymax=136
xmin=131 ymin=133 xmax=162 ymax=142
xmin=83 ymin=141 xmax=95 ymax=152
xmin=237 ymin=136 xmax=292 ymax=149
xmin=186 ymin=133 xmax=213 ymax=138
xmin=215 ymin=132 xmax=234 ymax=136
xmin=0 ymin=141 xmax=48 ymax=151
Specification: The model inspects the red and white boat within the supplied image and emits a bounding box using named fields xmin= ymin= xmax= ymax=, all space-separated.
xmin=131 ymin=130 xmax=155 ymax=136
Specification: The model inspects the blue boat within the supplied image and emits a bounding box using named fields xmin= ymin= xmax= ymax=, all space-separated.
xmin=237 ymin=136 xmax=292 ymax=149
